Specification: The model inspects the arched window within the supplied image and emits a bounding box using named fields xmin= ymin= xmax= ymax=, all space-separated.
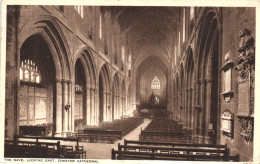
xmin=74 ymin=5 xmax=84 ymax=18
xmin=20 ymin=59 xmax=41 ymax=84
xmin=99 ymin=15 xmax=102 ymax=39
xmin=151 ymin=76 xmax=160 ymax=90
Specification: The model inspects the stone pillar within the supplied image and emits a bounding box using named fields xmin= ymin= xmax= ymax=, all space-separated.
xmin=71 ymin=82 xmax=75 ymax=132
xmin=108 ymin=91 xmax=112 ymax=121
xmin=63 ymin=79 xmax=69 ymax=133
xmin=184 ymin=88 xmax=189 ymax=128
xmin=89 ymin=88 xmax=93 ymax=125
xmin=93 ymin=89 xmax=97 ymax=125
xmin=189 ymin=88 xmax=194 ymax=129
xmin=205 ymin=79 xmax=213 ymax=142
xmin=103 ymin=91 xmax=107 ymax=121
xmin=86 ymin=87 xmax=91 ymax=125
xmin=55 ymin=79 xmax=62 ymax=136
xmin=186 ymin=88 xmax=191 ymax=129
xmin=61 ymin=79 xmax=66 ymax=133
xmin=194 ymin=80 xmax=201 ymax=139
xmin=200 ymin=80 xmax=207 ymax=142
xmin=67 ymin=80 xmax=72 ymax=132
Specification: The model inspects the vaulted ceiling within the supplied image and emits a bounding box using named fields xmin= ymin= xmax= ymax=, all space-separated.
xmin=102 ymin=7 xmax=181 ymax=70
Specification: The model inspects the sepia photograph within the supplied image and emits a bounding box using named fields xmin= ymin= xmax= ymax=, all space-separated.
xmin=1 ymin=0 xmax=259 ymax=163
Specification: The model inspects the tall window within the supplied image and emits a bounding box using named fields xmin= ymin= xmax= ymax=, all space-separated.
xmin=178 ymin=31 xmax=181 ymax=57
xmin=99 ymin=15 xmax=102 ymax=39
xmin=121 ymin=46 xmax=125 ymax=64
xmin=20 ymin=59 xmax=41 ymax=84
xmin=151 ymin=76 xmax=160 ymax=90
xmin=183 ymin=8 xmax=186 ymax=43
xmin=190 ymin=7 xmax=194 ymax=20
xmin=174 ymin=45 xmax=177 ymax=65
xmin=74 ymin=5 xmax=83 ymax=18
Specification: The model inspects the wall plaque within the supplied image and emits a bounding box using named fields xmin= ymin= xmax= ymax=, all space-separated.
xmin=220 ymin=52 xmax=234 ymax=102
xmin=221 ymin=109 xmax=233 ymax=138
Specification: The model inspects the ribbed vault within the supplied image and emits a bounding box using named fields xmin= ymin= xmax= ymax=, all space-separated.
xmin=102 ymin=7 xmax=181 ymax=68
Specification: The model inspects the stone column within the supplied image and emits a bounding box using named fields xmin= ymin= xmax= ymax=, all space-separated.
xmin=108 ymin=91 xmax=112 ymax=121
xmin=67 ymin=80 xmax=72 ymax=132
xmin=71 ymin=82 xmax=75 ymax=132
xmin=61 ymin=79 xmax=66 ymax=133
xmin=194 ymin=80 xmax=201 ymax=140
xmin=86 ymin=87 xmax=91 ymax=125
xmin=103 ymin=91 xmax=107 ymax=121
xmin=205 ymin=79 xmax=213 ymax=142
xmin=64 ymin=79 xmax=69 ymax=133
xmin=184 ymin=88 xmax=190 ymax=128
xmin=189 ymin=88 xmax=194 ymax=129
xmin=89 ymin=88 xmax=93 ymax=125
xmin=200 ymin=80 xmax=207 ymax=142
xmin=93 ymin=89 xmax=97 ymax=125
xmin=55 ymin=79 xmax=62 ymax=136
xmin=186 ymin=88 xmax=191 ymax=129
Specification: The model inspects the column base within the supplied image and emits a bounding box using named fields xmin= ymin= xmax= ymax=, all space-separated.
xmin=54 ymin=131 xmax=62 ymax=137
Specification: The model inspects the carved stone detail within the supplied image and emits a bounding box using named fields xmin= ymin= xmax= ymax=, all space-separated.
xmin=235 ymin=29 xmax=255 ymax=84
xmin=238 ymin=117 xmax=253 ymax=143
xmin=235 ymin=29 xmax=255 ymax=143
xmin=235 ymin=29 xmax=255 ymax=116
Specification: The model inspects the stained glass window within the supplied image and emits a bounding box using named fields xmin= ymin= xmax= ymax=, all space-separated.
xmin=20 ymin=59 xmax=40 ymax=84
xmin=151 ymin=76 xmax=160 ymax=90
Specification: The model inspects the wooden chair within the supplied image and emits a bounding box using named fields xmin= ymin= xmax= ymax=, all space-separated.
xmin=75 ymin=146 xmax=86 ymax=159
xmin=64 ymin=145 xmax=76 ymax=158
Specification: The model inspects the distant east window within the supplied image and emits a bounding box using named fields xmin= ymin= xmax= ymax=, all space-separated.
xmin=151 ymin=76 xmax=160 ymax=90
xmin=20 ymin=59 xmax=41 ymax=84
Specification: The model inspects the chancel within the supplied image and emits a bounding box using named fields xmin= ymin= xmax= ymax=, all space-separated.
xmin=4 ymin=5 xmax=255 ymax=162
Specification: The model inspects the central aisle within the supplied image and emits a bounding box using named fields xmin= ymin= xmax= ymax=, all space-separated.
xmin=82 ymin=118 xmax=151 ymax=159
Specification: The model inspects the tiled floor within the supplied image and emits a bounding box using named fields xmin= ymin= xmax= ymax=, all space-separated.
xmin=81 ymin=118 xmax=151 ymax=159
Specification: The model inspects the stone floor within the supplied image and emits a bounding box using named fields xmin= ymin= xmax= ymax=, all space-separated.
xmin=81 ymin=118 xmax=151 ymax=159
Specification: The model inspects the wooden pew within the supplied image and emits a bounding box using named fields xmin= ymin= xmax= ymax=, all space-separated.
xmin=80 ymin=118 xmax=144 ymax=143
xmin=14 ymin=135 xmax=82 ymax=158
xmin=15 ymin=135 xmax=79 ymax=147
xmin=112 ymin=140 xmax=239 ymax=161
xmin=111 ymin=148 xmax=239 ymax=161
xmin=5 ymin=140 xmax=61 ymax=158
xmin=124 ymin=139 xmax=227 ymax=150
xmin=110 ymin=139 xmax=240 ymax=161
xmin=117 ymin=143 xmax=227 ymax=156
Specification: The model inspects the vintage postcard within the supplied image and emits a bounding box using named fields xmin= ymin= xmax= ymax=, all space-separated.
xmin=0 ymin=0 xmax=260 ymax=163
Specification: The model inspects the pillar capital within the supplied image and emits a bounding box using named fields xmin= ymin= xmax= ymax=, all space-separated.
xmin=200 ymin=79 xmax=207 ymax=85
xmin=195 ymin=80 xmax=201 ymax=84
xmin=61 ymin=79 xmax=70 ymax=83
xmin=56 ymin=78 xmax=62 ymax=83
xmin=205 ymin=79 xmax=214 ymax=83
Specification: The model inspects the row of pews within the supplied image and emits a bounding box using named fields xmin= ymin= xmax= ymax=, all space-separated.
xmin=112 ymin=139 xmax=239 ymax=161
xmin=5 ymin=135 xmax=86 ymax=158
xmin=139 ymin=119 xmax=193 ymax=143
xmin=77 ymin=118 xmax=144 ymax=143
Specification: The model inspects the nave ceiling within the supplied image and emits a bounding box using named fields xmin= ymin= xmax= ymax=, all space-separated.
xmin=102 ymin=7 xmax=181 ymax=69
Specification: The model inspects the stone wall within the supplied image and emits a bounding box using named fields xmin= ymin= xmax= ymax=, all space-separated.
xmin=220 ymin=7 xmax=255 ymax=162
